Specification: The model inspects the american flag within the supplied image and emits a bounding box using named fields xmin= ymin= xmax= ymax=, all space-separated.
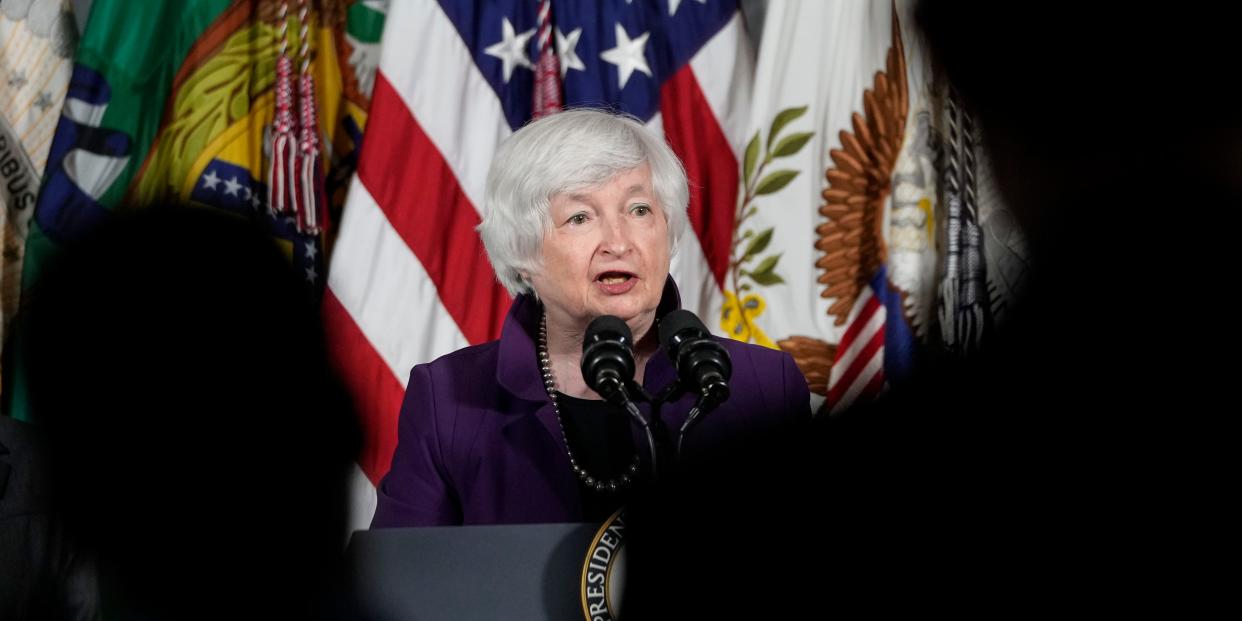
xmin=323 ymin=0 xmax=753 ymax=528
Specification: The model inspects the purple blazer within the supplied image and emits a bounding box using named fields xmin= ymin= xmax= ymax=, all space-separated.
xmin=371 ymin=279 xmax=811 ymax=527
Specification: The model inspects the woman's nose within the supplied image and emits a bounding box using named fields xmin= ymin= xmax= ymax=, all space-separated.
xmin=598 ymin=215 xmax=632 ymax=257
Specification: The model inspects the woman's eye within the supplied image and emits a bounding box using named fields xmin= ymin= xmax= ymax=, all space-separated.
xmin=631 ymin=204 xmax=651 ymax=216
xmin=568 ymin=213 xmax=588 ymax=225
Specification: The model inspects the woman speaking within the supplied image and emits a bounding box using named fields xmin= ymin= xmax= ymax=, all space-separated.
xmin=372 ymin=109 xmax=810 ymax=527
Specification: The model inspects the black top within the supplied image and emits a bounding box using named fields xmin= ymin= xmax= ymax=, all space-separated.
xmin=554 ymin=392 xmax=639 ymax=523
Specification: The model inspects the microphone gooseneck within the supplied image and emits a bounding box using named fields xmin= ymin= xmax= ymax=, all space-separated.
xmin=658 ymin=310 xmax=733 ymax=458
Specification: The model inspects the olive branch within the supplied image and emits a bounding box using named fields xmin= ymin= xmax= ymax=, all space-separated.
xmin=724 ymin=105 xmax=813 ymax=341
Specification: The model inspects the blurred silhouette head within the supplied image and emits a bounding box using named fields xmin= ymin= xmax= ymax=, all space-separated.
xmin=24 ymin=204 xmax=358 ymax=619
xmin=915 ymin=2 xmax=1242 ymax=260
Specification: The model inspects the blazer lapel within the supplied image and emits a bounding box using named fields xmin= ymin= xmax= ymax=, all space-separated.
xmin=495 ymin=293 xmax=581 ymax=517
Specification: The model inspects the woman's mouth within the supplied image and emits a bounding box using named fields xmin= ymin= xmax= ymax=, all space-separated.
xmin=595 ymin=271 xmax=637 ymax=294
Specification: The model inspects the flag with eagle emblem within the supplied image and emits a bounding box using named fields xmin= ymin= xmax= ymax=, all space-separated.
xmin=730 ymin=0 xmax=940 ymax=415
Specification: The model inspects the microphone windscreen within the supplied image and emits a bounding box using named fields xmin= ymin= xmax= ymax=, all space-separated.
xmin=584 ymin=315 xmax=632 ymax=349
xmin=658 ymin=309 xmax=708 ymax=351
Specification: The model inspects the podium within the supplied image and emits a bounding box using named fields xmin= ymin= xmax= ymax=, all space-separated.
xmin=347 ymin=522 xmax=622 ymax=621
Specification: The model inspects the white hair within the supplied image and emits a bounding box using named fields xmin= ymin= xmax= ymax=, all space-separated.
xmin=477 ymin=108 xmax=690 ymax=296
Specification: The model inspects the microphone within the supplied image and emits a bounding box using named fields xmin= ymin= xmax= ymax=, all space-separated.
xmin=658 ymin=310 xmax=732 ymax=458
xmin=581 ymin=315 xmax=659 ymax=476
xmin=658 ymin=310 xmax=732 ymax=405
xmin=581 ymin=315 xmax=637 ymax=407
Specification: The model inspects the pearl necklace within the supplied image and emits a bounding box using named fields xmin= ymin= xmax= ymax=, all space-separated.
xmin=539 ymin=313 xmax=640 ymax=493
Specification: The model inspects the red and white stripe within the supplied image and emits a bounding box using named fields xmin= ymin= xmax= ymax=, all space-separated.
xmin=326 ymin=0 xmax=752 ymax=530
xmin=660 ymin=11 xmax=753 ymax=319
xmin=826 ymin=286 xmax=887 ymax=414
